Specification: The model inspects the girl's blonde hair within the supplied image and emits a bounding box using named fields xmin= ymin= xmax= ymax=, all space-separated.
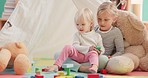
xmin=97 ymin=2 xmax=118 ymax=17
xmin=74 ymin=8 xmax=94 ymax=26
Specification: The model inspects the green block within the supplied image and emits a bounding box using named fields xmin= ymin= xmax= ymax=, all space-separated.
xmin=96 ymin=46 xmax=101 ymax=50
xmin=64 ymin=68 xmax=70 ymax=76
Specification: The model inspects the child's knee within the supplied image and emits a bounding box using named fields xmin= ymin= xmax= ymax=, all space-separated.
xmin=98 ymin=55 xmax=109 ymax=70
xmin=89 ymin=51 xmax=98 ymax=54
xmin=99 ymin=55 xmax=109 ymax=63
xmin=87 ymin=51 xmax=99 ymax=58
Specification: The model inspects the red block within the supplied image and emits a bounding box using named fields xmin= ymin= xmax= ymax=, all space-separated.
xmin=35 ymin=74 xmax=44 ymax=78
xmin=108 ymin=56 xmax=111 ymax=59
xmin=88 ymin=74 xmax=99 ymax=78
xmin=42 ymin=68 xmax=46 ymax=72
xmin=100 ymin=69 xmax=107 ymax=74
xmin=54 ymin=75 xmax=60 ymax=78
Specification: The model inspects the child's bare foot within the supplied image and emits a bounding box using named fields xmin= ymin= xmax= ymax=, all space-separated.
xmin=79 ymin=65 xmax=91 ymax=73
xmin=89 ymin=65 xmax=98 ymax=73
xmin=44 ymin=65 xmax=58 ymax=72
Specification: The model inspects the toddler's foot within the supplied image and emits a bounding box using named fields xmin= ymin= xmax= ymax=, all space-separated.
xmin=89 ymin=65 xmax=98 ymax=73
xmin=45 ymin=65 xmax=58 ymax=72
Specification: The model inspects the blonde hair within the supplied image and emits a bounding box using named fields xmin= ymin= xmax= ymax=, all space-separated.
xmin=74 ymin=8 xmax=94 ymax=27
xmin=97 ymin=2 xmax=118 ymax=17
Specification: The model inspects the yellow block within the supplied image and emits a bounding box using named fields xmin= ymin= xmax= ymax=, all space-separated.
xmin=56 ymin=76 xmax=73 ymax=78
xmin=58 ymin=71 xmax=65 ymax=76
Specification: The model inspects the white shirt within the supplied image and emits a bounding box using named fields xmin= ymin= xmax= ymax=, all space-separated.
xmin=72 ymin=30 xmax=105 ymax=54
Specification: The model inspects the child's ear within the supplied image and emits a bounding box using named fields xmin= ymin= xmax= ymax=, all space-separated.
xmin=113 ymin=16 xmax=118 ymax=23
xmin=90 ymin=22 xmax=94 ymax=30
xmin=90 ymin=22 xmax=94 ymax=26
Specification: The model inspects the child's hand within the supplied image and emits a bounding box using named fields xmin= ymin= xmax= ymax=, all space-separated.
xmin=89 ymin=46 xmax=101 ymax=55
xmin=89 ymin=46 xmax=96 ymax=51
xmin=43 ymin=65 xmax=58 ymax=72
xmin=96 ymin=50 xmax=101 ymax=55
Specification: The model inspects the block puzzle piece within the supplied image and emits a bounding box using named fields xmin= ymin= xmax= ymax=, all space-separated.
xmin=100 ymin=69 xmax=107 ymax=74
xmin=58 ymin=71 xmax=65 ymax=76
xmin=62 ymin=64 xmax=74 ymax=76
xmin=35 ymin=74 xmax=44 ymax=78
xmin=96 ymin=46 xmax=101 ymax=50
xmin=54 ymin=75 xmax=60 ymax=78
xmin=55 ymin=75 xmax=73 ymax=78
xmin=62 ymin=64 xmax=74 ymax=68
xmin=88 ymin=74 xmax=99 ymax=78
xmin=75 ymin=75 xmax=84 ymax=78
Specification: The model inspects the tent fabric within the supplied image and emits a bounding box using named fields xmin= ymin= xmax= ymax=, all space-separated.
xmin=0 ymin=0 xmax=109 ymax=60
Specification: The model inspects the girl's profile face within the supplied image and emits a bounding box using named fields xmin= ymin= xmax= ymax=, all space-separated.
xmin=75 ymin=16 xmax=92 ymax=33
xmin=97 ymin=10 xmax=116 ymax=31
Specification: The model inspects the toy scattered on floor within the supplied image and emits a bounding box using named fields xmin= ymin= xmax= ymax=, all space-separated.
xmin=75 ymin=75 xmax=84 ymax=78
xmin=87 ymin=74 xmax=99 ymax=78
xmin=100 ymin=69 xmax=107 ymax=74
xmin=30 ymin=67 xmax=44 ymax=78
xmin=0 ymin=42 xmax=31 ymax=75
xmin=30 ymin=74 xmax=44 ymax=78
xmin=35 ymin=67 xmax=41 ymax=75
xmin=52 ymin=63 xmax=104 ymax=78
xmin=35 ymin=74 xmax=44 ymax=78
xmin=54 ymin=71 xmax=74 ymax=78
xmin=30 ymin=75 xmax=35 ymax=78
xmin=56 ymin=64 xmax=75 ymax=77
xmin=27 ymin=62 xmax=35 ymax=73
xmin=96 ymin=46 xmax=101 ymax=50
xmin=62 ymin=64 xmax=74 ymax=76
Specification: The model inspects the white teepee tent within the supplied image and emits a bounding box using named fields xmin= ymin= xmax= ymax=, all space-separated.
xmin=0 ymin=0 xmax=109 ymax=60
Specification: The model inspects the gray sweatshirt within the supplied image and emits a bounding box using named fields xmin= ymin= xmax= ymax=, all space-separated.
xmin=94 ymin=26 xmax=124 ymax=56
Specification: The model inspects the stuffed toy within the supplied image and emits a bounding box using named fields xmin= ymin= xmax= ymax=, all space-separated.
xmin=0 ymin=42 xmax=31 ymax=75
xmin=106 ymin=10 xmax=148 ymax=74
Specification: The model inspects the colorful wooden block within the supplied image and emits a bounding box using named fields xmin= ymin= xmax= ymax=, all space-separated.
xmin=62 ymin=64 xmax=74 ymax=76
xmin=54 ymin=75 xmax=60 ymax=78
xmin=30 ymin=76 xmax=35 ymax=78
xmin=100 ymin=69 xmax=107 ymax=74
xmin=35 ymin=68 xmax=40 ymax=72
xmin=62 ymin=64 xmax=74 ymax=68
xmin=58 ymin=71 xmax=65 ymax=76
xmin=75 ymin=75 xmax=84 ymax=78
xmin=64 ymin=68 xmax=70 ymax=76
xmin=55 ymin=76 xmax=73 ymax=78
xmin=36 ymin=70 xmax=41 ymax=75
xmin=96 ymin=46 xmax=101 ymax=50
xmin=35 ymin=74 xmax=44 ymax=78
xmin=42 ymin=68 xmax=46 ymax=72
xmin=100 ymin=75 xmax=104 ymax=78
xmin=88 ymin=74 xmax=99 ymax=78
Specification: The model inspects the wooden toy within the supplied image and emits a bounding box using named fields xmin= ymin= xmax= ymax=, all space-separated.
xmin=88 ymin=74 xmax=99 ymax=78
xmin=62 ymin=64 xmax=73 ymax=76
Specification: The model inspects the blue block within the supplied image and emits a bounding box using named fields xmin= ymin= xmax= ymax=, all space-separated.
xmin=100 ymin=75 xmax=104 ymax=78
xmin=30 ymin=76 xmax=35 ymax=78
xmin=75 ymin=75 xmax=84 ymax=78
